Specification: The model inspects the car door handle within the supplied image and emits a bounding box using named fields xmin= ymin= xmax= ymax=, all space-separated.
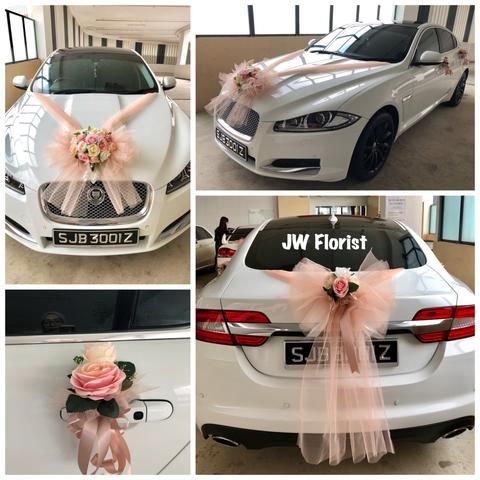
xmin=60 ymin=399 xmax=173 ymax=425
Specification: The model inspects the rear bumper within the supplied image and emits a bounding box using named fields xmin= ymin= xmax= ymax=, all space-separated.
xmin=201 ymin=416 xmax=475 ymax=449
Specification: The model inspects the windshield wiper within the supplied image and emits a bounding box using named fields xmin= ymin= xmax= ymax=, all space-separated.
xmin=50 ymin=89 xmax=97 ymax=94
xmin=308 ymin=49 xmax=352 ymax=58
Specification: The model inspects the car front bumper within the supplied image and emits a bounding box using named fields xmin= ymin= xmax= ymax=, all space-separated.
xmin=213 ymin=116 xmax=368 ymax=182
xmin=197 ymin=336 xmax=475 ymax=437
xmin=6 ymin=182 xmax=190 ymax=255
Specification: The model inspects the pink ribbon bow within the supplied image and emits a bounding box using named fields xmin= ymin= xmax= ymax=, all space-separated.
xmin=206 ymin=49 xmax=387 ymax=127
xmin=33 ymin=92 xmax=156 ymax=216
xmin=269 ymin=251 xmax=402 ymax=465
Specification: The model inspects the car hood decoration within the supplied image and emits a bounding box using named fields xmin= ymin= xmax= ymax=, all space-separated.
xmin=6 ymin=91 xmax=176 ymax=191
xmin=206 ymin=49 xmax=388 ymax=124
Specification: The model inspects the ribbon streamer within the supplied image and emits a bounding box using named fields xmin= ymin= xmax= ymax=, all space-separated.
xmin=269 ymin=251 xmax=402 ymax=465
xmin=206 ymin=49 xmax=387 ymax=127
xmin=33 ymin=92 xmax=156 ymax=216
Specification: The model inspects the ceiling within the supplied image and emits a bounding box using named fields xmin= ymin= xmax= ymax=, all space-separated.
xmin=70 ymin=6 xmax=190 ymax=43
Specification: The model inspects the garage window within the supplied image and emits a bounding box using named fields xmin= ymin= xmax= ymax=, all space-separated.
xmin=440 ymin=196 xmax=474 ymax=244
xmin=6 ymin=9 xmax=38 ymax=63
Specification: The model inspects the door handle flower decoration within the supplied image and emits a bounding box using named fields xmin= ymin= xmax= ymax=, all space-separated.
xmin=64 ymin=343 xmax=136 ymax=475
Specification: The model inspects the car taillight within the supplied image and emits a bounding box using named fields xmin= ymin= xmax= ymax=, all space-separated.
xmin=218 ymin=247 xmax=236 ymax=258
xmin=413 ymin=305 xmax=475 ymax=342
xmin=196 ymin=309 xmax=270 ymax=346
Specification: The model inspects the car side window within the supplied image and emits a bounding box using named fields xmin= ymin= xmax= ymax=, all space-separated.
xmin=436 ymin=28 xmax=456 ymax=53
xmin=196 ymin=226 xmax=211 ymax=240
xmin=414 ymin=28 xmax=440 ymax=61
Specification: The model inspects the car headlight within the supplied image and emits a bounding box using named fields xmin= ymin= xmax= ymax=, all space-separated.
xmin=273 ymin=111 xmax=360 ymax=132
xmin=5 ymin=171 xmax=25 ymax=195
xmin=166 ymin=162 xmax=190 ymax=194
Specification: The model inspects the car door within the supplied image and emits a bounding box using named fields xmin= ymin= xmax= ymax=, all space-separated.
xmin=436 ymin=27 xmax=461 ymax=89
xmin=196 ymin=226 xmax=215 ymax=268
xmin=5 ymin=290 xmax=190 ymax=475
xmin=404 ymin=27 xmax=448 ymax=125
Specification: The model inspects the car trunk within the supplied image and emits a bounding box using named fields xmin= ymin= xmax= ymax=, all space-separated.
xmin=220 ymin=265 xmax=457 ymax=379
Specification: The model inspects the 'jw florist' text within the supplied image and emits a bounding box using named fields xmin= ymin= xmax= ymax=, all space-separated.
xmin=281 ymin=233 xmax=368 ymax=251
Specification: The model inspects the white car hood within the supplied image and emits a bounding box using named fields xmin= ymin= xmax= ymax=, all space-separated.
xmin=6 ymin=92 xmax=180 ymax=190
xmin=248 ymin=51 xmax=399 ymax=120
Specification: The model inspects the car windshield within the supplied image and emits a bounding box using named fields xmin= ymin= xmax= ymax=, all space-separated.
xmin=307 ymin=24 xmax=418 ymax=63
xmin=245 ymin=218 xmax=427 ymax=271
xmin=31 ymin=50 xmax=158 ymax=94
xmin=228 ymin=228 xmax=254 ymax=242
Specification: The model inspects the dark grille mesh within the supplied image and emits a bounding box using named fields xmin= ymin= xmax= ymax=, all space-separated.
xmin=219 ymin=100 xmax=260 ymax=138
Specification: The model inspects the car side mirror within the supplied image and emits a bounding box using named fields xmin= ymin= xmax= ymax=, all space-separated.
xmin=415 ymin=50 xmax=443 ymax=66
xmin=159 ymin=75 xmax=177 ymax=91
xmin=12 ymin=75 xmax=29 ymax=90
xmin=308 ymin=38 xmax=317 ymax=46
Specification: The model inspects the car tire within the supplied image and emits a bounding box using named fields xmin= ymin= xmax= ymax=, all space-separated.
xmin=444 ymin=71 xmax=468 ymax=107
xmin=348 ymin=111 xmax=395 ymax=181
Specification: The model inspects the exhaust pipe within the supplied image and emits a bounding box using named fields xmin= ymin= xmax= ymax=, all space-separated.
xmin=211 ymin=435 xmax=240 ymax=447
xmin=442 ymin=422 xmax=474 ymax=439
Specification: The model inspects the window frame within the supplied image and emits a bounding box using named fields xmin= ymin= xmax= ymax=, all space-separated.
xmin=439 ymin=196 xmax=474 ymax=245
xmin=5 ymin=9 xmax=39 ymax=64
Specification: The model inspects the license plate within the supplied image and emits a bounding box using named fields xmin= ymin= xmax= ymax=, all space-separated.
xmin=285 ymin=339 xmax=398 ymax=366
xmin=215 ymin=127 xmax=248 ymax=160
xmin=53 ymin=229 xmax=139 ymax=246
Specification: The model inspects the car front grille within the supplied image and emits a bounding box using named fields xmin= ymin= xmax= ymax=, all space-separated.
xmin=41 ymin=181 xmax=151 ymax=225
xmin=219 ymin=100 xmax=260 ymax=138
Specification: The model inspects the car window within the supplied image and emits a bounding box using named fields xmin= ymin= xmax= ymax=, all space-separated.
xmin=414 ymin=28 xmax=440 ymax=61
xmin=436 ymin=28 xmax=456 ymax=53
xmin=6 ymin=290 xmax=189 ymax=336
xmin=31 ymin=51 xmax=158 ymax=94
xmin=228 ymin=228 xmax=253 ymax=241
xmin=196 ymin=226 xmax=211 ymax=240
xmin=245 ymin=222 xmax=427 ymax=271
xmin=309 ymin=24 xmax=418 ymax=63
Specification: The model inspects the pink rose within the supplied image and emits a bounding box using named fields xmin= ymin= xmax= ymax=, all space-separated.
xmin=85 ymin=134 xmax=98 ymax=144
xmin=78 ymin=153 xmax=89 ymax=162
xmin=70 ymin=361 xmax=125 ymax=401
xmin=77 ymin=134 xmax=86 ymax=142
xmin=332 ymin=277 xmax=349 ymax=298
xmin=98 ymin=140 xmax=107 ymax=151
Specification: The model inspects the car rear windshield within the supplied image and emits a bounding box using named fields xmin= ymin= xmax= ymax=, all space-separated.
xmin=31 ymin=51 xmax=158 ymax=94
xmin=245 ymin=222 xmax=427 ymax=271
xmin=309 ymin=24 xmax=418 ymax=63
xmin=228 ymin=228 xmax=254 ymax=241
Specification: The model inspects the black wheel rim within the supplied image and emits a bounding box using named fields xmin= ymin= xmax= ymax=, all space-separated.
xmin=453 ymin=75 xmax=466 ymax=103
xmin=361 ymin=120 xmax=394 ymax=175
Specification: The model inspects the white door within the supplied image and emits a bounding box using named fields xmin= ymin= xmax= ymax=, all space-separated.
xmin=6 ymin=290 xmax=190 ymax=475
xmin=196 ymin=226 xmax=215 ymax=268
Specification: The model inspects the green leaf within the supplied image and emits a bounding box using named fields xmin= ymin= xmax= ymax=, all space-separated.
xmin=116 ymin=361 xmax=136 ymax=379
xmin=121 ymin=378 xmax=133 ymax=391
xmin=73 ymin=356 xmax=84 ymax=365
xmin=348 ymin=282 xmax=359 ymax=293
xmin=67 ymin=374 xmax=72 ymax=378
xmin=67 ymin=388 xmax=75 ymax=393
xmin=97 ymin=399 xmax=120 ymax=418
xmin=66 ymin=394 xmax=99 ymax=413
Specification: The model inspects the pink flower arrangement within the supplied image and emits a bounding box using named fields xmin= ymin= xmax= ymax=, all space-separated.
xmin=232 ymin=62 xmax=266 ymax=97
xmin=70 ymin=127 xmax=116 ymax=170
xmin=324 ymin=267 xmax=360 ymax=303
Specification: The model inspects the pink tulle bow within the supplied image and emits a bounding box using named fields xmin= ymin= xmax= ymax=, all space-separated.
xmin=269 ymin=251 xmax=403 ymax=465
xmin=33 ymin=92 xmax=156 ymax=216
xmin=205 ymin=49 xmax=387 ymax=127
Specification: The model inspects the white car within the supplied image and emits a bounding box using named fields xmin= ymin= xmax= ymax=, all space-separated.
xmin=196 ymin=225 xmax=216 ymax=272
xmin=217 ymin=225 xmax=255 ymax=271
xmin=197 ymin=216 xmax=474 ymax=449
xmin=6 ymin=290 xmax=190 ymax=474
xmin=5 ymin=47 xmax=190 ymax=255
xmin=213 ymin=22 xmax=469 ymax=181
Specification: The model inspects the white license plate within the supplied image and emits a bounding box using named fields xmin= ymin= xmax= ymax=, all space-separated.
xmin=215 ymin=127 xmax=247 ymax=159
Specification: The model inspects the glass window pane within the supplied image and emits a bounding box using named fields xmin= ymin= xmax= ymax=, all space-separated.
xmin=253 ymin=2 xmax=296 ymax=34
xmin=10 ymin=13 xmax=27 ymax=62
xmin=25 ymin=18 xmax=36 ymax=59
xmin=332 ymin=5 xmax=357 ymax=30
xmin=379 ymin=5 xmax=396 ymax=23
xmin=441 ymin=196 xmax=461 ymax=241
xmin=131 ymin=291 xmax=190 ymax=329
xmin=299 ymin=3 xmax=330 ymax=34
xmin=461 ymin=196 xmax=474 ymax=243
xmin=195 ymin=1 xmax=250 ymax=34
xmin=6 ymin=291 xmax=118 ymax=336
xmin=359 ymin=4 xmax=378 ymax=23
xmin=429 ymin=205 xmax=437 ymax=234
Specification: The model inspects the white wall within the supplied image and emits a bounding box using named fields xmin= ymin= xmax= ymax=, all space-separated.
xmin=197 ymin=196 xmax=278 ymax=233
xmin=379 ymin=196 xmax=424 ymax=236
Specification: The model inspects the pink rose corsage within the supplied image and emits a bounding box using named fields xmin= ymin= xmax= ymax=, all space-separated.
xmin=323 ymin=267 xmax=360 ymax=303
xmin=70 ymin=127 xmax=116 ymax=171
xmin=232 ymin=63 xmax=265 ymax=97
